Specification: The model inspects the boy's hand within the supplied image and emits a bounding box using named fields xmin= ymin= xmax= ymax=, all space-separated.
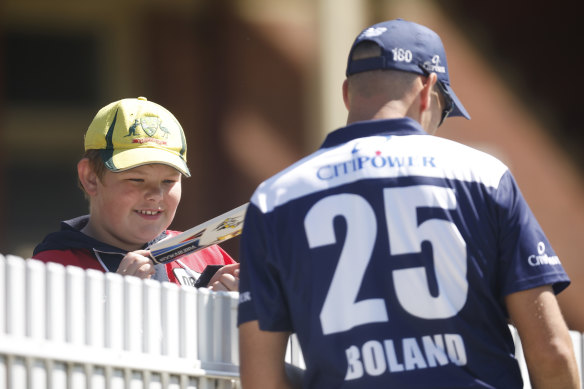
xmin=117 ymin=250 xmax=156 ymax=279
xmin=208 ymin=263 xmax=240 ymax=292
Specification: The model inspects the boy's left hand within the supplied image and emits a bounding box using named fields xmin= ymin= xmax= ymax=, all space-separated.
xmin=208 ymin=263 xmax=240 ymax=292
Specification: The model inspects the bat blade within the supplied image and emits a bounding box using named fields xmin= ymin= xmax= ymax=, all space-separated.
xmin=149 ymin=203 xmax=249 ymax=264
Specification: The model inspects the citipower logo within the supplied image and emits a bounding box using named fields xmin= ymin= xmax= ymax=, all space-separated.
xmin=527 ymin=242 xmax=561 ymax=267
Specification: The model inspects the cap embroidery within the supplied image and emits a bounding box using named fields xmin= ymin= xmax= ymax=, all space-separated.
xmin=124 ymin=116 xmax=171 ymax=146
xmin=126 ymin=120 xmax=140 ymax=137
xmin=360 ymin=27 xmax=387 ymax=38
xmin=142 ymin=116 xmax=169 ymax=138
xmin=421 ymin=55 xmax=446 ymax=74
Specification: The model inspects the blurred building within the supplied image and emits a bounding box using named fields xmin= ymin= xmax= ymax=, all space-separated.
xmin=2 ymin=0 xmax=584 ymax=330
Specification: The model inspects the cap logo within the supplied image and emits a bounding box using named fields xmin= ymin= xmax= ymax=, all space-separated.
xmin=391 ymin=48 xmax=413 ymax=63
xmin=143 ymin=116 xmax=168 ymax=137
xmin=360 ymin=26 xmax=387 ymax=38
xmin=124 ymin=115 xmax=171 ymax=144
xmin=422 ymin=55 xmax=446 ymax=74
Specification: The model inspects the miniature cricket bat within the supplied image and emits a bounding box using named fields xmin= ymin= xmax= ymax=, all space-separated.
xmin=149 ymin=203 xmax=249 ymax=264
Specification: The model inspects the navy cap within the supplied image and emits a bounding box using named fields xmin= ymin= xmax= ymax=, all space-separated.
xmin=346 ymin=19 xmax=470 ymax=121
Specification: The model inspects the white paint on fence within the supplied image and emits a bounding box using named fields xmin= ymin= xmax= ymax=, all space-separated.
xmin=0 ymin=255 xmax=242 ymax=388
xmin=0 ymin=254 xmax=582 ymax=388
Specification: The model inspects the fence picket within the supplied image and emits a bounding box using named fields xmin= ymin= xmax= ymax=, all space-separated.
xmin=66 ymin=265 xmax=86 ymax=345
xmin=0 ymin=255 xmax=5 ymax=335
xmin=124 ymin=275 xmax=143 ymax=353
xmin=5 ymin=256 xmax=26 ymax=338
xmin=105 ymin=272 xmax=124 ymax=350
xmin=179 ymin=286 xmax=198 ymax=360
xmin=25 ymin=259 xmax=46 ymax=340
xmin=86 ymin=269 xmax=105 ymax=348
xmin=143 ymin=279 xmax=162 ymax=356
xmin=161 ymin=282 xmax=180 ymax=358
xmin=46 ymin=262 xmax=66 ymax=343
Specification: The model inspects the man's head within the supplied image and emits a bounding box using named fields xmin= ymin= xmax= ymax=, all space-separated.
xmin=77 ymin=97 xmax=187 ymax=250
xmin=344 ymin=19 xmax=470 ymax=128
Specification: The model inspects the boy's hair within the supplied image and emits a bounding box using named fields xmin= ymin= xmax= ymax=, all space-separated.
xmin=78 ymin=149 xmax=107 ymax=198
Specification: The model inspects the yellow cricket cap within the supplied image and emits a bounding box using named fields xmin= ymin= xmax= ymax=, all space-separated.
xmin=84 ymin=97 xmax=190 ymax=177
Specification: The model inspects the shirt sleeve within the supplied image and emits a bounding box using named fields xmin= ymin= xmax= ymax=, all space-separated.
xmin=237 ymin=202 xmax=292 ymax=331
xmin=495 ymin=171 xmax=570 ymax=296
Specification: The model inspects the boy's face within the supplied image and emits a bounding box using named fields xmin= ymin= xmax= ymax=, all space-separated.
xmin=88 ymin=163 xmax=182 ymax=251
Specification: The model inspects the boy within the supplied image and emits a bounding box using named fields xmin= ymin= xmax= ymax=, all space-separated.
xmin=33 ymin=97 xmax=239 ymax=291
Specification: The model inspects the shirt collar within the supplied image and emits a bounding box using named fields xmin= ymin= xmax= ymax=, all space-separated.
xmin=61 ymin=215 xmax=168 ymax=252
xmin=320 ymin=117 xmax=427 ymax=149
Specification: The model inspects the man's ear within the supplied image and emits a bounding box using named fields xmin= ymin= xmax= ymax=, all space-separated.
xmin=342 ymin=79 xmax=350 ymax=110
xmin=419 ymin=72 xmax=438 ymax=113
xmin=77 ymin=158 xmax=99 ymax=196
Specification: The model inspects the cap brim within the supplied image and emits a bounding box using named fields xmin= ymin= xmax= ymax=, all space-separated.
xmin=101 ymin=148 xmax=191 ymax=177
xmin=443 ymin=84 xmax=470 ymax=120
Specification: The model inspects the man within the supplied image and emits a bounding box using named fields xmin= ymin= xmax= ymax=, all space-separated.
xmin=237 ymin=19 xmax=580 ymax=388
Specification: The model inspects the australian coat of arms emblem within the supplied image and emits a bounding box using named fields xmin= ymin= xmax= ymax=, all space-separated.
xmin=127 ymin=116 xmax=170 ymax=139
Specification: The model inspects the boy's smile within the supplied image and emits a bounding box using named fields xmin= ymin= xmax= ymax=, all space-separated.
xmin=83 ymin=163 xmax=182 ymax=251
xmin=137 ymin=209 xmax=162 ymax=216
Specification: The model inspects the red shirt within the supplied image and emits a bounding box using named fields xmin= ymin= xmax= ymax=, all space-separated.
xmin=33 ymin=217 xmax=236 ymax=286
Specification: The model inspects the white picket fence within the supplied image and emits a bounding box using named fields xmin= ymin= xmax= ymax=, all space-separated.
xmin=0 ymin=254 xmax=581 ymax=388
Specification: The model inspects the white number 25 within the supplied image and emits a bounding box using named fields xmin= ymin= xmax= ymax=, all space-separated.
xmin=304 ymin=186 xmax=468 ymax=335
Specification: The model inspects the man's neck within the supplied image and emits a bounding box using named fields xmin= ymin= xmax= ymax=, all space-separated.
xmin=346 ymin=100 xmax=411 ymax=125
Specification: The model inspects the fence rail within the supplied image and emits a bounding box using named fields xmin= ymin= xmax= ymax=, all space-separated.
xmin=0 ymin=254 xmax=580 ymax=388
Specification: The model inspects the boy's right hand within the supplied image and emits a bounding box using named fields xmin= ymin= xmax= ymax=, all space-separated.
xmin=117 ymin=250 xmax=156 ymax=279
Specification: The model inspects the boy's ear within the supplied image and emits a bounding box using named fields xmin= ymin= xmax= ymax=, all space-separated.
xmin=77 ymin=158 xmax=99 ymax=196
